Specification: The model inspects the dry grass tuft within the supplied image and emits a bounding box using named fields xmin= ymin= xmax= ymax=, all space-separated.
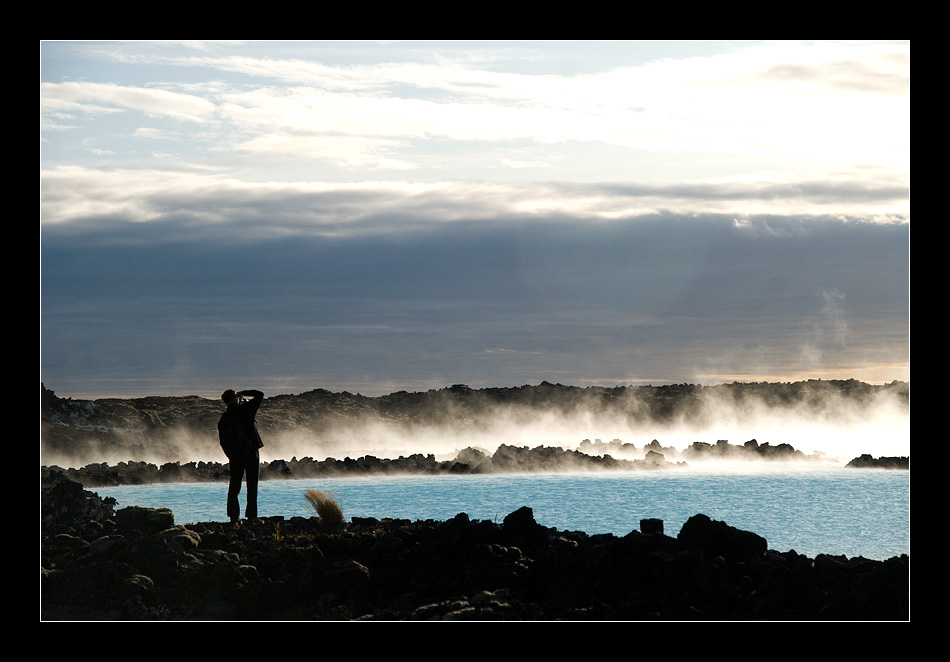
xmin=304 ymin=489 xmax=344 ymax=526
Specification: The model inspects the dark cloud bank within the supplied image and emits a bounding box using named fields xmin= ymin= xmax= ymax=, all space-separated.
xmin=40 ymin=211 xmax=908 ymax=398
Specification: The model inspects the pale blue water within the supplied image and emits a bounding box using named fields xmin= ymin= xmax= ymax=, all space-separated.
xmin=99 ymin=465 xmax=909 ymax=561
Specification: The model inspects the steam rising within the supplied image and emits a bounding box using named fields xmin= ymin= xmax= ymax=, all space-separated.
xmin=263 ymin=386 xmax=908 ymax=464
xmin=41 ymin=381 xmax=909 ymax=469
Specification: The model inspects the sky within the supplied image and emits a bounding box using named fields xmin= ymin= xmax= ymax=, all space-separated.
xmin=40 ymin=40 xmax=910 ymax=400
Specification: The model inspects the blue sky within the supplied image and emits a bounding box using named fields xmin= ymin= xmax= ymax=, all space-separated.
xmin=40 ymin=41 xmax=909 ymax=399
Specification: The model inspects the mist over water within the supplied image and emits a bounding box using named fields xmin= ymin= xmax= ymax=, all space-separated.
xmin=41 ymin=380 xmax=909 ymax=468
xmin=261 ymin=391 xmax=908 ymax=466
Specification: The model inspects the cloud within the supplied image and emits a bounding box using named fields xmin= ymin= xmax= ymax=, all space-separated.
xmin=41 ymin=81 xmax=217 ymax=124
xmin=40 ymin=166 xmax=909 ymax=239
xmin=41 ymin=200 xmax=909 ymax=398
xmin=39 ymin=41 xmax=910 ymax=398
xmin=40 ymin=41 xmax=909 ymax=180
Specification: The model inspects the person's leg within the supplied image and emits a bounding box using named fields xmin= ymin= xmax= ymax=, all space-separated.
xmin=227 ymin=456 xmax=244 ymax=523
xmin=245 ymin=448 xmax=260 ymax=519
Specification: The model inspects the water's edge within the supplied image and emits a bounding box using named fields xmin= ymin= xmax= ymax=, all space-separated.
xmin=98 ymin=467 xmax=910 ymax=561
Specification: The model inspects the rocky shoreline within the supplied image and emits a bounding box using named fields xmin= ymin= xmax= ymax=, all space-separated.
xmin=40 ymin=474 xmax=909 ymax=621
xmin=844 ymin=454 xmax=910 ymax=470
xmin=41 ymin=444 xmax=688 ymax=488
xmin=41 ymin=442 xmax=908 ymax=490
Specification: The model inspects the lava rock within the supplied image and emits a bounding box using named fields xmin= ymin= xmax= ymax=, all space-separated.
xmin=40 ymin=475 xmax=909 ymax=621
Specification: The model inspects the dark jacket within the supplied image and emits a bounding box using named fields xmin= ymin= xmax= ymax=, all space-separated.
xmin=228 ymin=389 xmax=264 ymax=450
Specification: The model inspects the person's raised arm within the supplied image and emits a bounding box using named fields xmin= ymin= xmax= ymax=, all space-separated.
xmin=238 ymin=389 xmax=264 ymax=415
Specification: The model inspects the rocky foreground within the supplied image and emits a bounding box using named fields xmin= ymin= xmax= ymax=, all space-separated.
xmin=41 ymin=474 xmax=909 ymax=621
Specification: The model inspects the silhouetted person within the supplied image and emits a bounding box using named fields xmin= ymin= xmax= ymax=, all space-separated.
xmin=219 ymin=388 xmax=264 ymax=524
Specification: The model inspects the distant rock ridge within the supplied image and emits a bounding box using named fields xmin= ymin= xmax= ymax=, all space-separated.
xmin=40 ymin=380 xmax=909 ymax=469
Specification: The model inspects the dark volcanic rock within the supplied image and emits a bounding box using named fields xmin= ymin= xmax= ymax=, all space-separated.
xmin=115 ymin=506 xmax=175 ymax=536
xmin=40 ymin=476 xmax=909 ymax=621
xmin=41 ymin=442 xmax=687 ymax=488
xmin=845 ymin=454 xmax=910 ymax=470
xmin=678 ymin=514 xmax=768 ymax=563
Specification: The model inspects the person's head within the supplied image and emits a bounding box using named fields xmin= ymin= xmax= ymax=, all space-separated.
xmin=221 ymin=388 xmax=237 ymax=405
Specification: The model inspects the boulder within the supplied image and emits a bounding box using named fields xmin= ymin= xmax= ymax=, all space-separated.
xmin=677 ymin=513 xmax=767 ymax=562
xmin=640 ymin=518 xmax=664 ymax=535
xmin=502 ymin=506 xmax=548 ymax=549
xmin=114 ymin=506 xmax=175 ymax=535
